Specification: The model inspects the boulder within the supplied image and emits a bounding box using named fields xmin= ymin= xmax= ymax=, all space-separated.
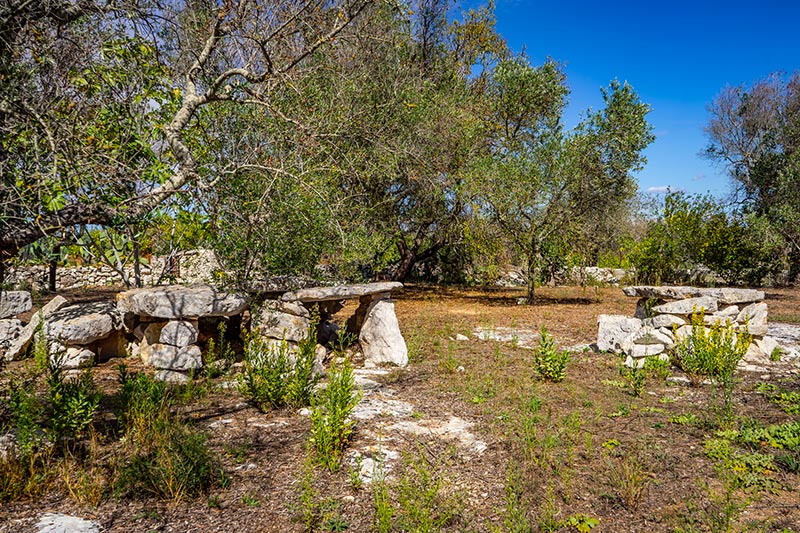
xmin=264 ymin=299 xmax=310 ymax=318
xmin=359 ymin=298 xmax=408 ymax=367
xmin=52 ymin=347 xmax=95 ymax=369
xmin=281 ymin=282 xmax=402 ymax=303
xmin=154 ymin=369 xmax=190 ymax=384
xmin=257 ymin=308 xmax=310 ymax=343
xmin=651 ymin=296 xmax=718 ymax=316
xmin=117 ymin=285 xmax=247 ymax=319
xmin=753 ymin=336 xmax=781 ymax=359
xmin=159 ymin=320 xmax=199 ymax=347
xmin=737 ymin=302 xmax=768 ymax=336
xmin=36 ymin=513 xmax=100 ymax=533
xmin=3 ymin=295 xmax=68 ymax=361
xmin=623 ymin=326 xmax=673 ymax=347
xmin=596 ymin=315 xmax=642 ymax=353
xmin=46 ymin=301 xmax=120 ymax=345
xmin=146 ymin=343 xmax=202 ymax=370
xmin=0 ymin=291 xmax=32 ymax=318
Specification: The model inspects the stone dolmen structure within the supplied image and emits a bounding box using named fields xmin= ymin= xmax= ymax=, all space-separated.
xmin=0 ymin=282 xmax=408 ymax=380
xmin=598 ymin=285 xmax=776 ymax=368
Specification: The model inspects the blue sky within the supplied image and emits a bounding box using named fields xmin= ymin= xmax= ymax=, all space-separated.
xmin=489 ymin=0 xmax=800 ymax=197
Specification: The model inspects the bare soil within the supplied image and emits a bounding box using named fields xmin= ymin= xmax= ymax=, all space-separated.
xmin=1 ymin=284 xmax=799 ymax=532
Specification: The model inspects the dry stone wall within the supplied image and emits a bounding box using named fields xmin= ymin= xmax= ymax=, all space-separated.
xmin=598 ymin=285 xmax=780 ymax=369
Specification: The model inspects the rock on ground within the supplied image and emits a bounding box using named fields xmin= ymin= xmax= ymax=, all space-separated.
xmin=3 ymin=295 xmax=68 ymax=361
xmin=359 ymin=299 xmax=408 ymax=367
xmin=35 ymin=513 xmax=100 ymax=533
xmin=147 ymin=343 xmax=202 ymax=370
xmin=0 ymin=290 xmax=32 ymax=318
xmin=45 ymin=301 xmax=120 ymax=345
xmin=596 ymin=315 xmax=642 ymax=353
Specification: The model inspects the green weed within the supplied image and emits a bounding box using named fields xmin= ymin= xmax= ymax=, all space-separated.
xmin=532 ymin=326 xmax=569 ymax=382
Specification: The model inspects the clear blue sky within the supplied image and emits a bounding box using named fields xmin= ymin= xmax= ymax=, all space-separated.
xmin=487 ymin=0 xmax=800 ymax=197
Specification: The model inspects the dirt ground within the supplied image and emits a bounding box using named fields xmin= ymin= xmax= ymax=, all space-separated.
xmin=1 ymin=284 xmax=799 ymax=532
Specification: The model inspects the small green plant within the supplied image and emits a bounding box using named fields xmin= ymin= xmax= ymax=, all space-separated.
xmin=563 ymin=514 xmax=599 ymax=532
xmin=669 ymin=413 xmax=701 ymax=426
xmin=532 ymin=326 xmax=569 ymax=382
xmin=203 ymin=321 xmax=236 ymax=378
xmin=242 ymin=493 xmax=260 ymax=507
xmin=46 ymin=357 xmax=101 ymax=447
xmin=393 ymin=450 xmax=463 ymax=532
xmin=208 ymin=494 xmax=222 ymax=508
xmin=644 ymin=355 xmax=671 ymax=381
xmin=501 ymin=461 xmax=532 ymax=532
xmin=605 ymin=451 xmax=650 ymax=511
xmin=373 ymin=468 xmax=393 ymax=533
xmin=237 ymin=329 xmax=320 ymax=411
xmin=672 ymin=311 xmax=750 ymax=387
xmin=348 ymin=455 xmax=363 ymax=490
xmin=620 ymin=364 xmax=645 ymax=397
xmin=309 ymin=358 xmax=362 ymax=471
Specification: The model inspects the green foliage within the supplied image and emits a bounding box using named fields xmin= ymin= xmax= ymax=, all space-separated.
xmin=237 ymin=329 xmax=320 ymax=412
xmin=620 ymin=364 xmax=645 ymax=397
xmin=532 ymin=326 xmax=569 ymax=382
xmin=755 ymin=383 xmax=800 ymax=415
xmin=309 ymin=359 xmax=361 ymax=471
xmin=672 ymin=311 xmax=750 ymax=387
xmin=113 ymin=368 xmax=226 ymax=501
xmin=203 ymin=321 xmax=235 ymax=379
xmin=113 ymin=419 xmax=225 ymax=501
xmin=46 ymin=360 xmax=101 ymax=446
xmin=629 ymin=191 xmax=781 ymax=285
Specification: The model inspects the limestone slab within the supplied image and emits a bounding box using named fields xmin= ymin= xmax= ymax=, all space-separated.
xmin=159 ymin=320 xmax=199 ymax=347
xmin=0 ymin=291 xmax=32 ymax=318
xmin=737 ymin=302 xmax=768 ymax=336
xmin=46 ymin=301 xmax=119 ymax=345
xmin=643 ymin=314 xmax=685 ymax=329
xmin=281 ymin=282 xmax=402 ymax=303
xmin=651 ymin=296 xmax=718 ymax=315
xmin=257 ymin=308 xmax=310 ymax=343
xmin=623 ymin=286 xmax=764 ymax=304
xmin=117 ymin=285 xmax=247 ymax=319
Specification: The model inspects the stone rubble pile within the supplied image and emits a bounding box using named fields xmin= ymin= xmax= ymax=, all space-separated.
xmin=598 ymin=286 xmax=781 ymax=369
xmin=0 ymin=282 xmax=409 ymax=381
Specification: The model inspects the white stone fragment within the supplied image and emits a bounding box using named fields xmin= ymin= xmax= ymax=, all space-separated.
xmin=360 ymin=299 xmax=408 ymax=367
xmin=596 ymin=315 xmax=642 ymax=353
xmin=651 ymin=296 xmax=718 ymax=315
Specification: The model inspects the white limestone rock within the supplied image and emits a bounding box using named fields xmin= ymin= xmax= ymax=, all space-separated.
xmin=264 ymin=299 xmax=310 ymax=318
xmin=117 ymin=285 xmax=247 ymax=319
xmin=36 ymin=513 xmax=100 ymax=533
xmin=281 ymin=282 xmax=402 ymax=302
xmin=147 ymin=343 xmax=202 ymax=370
xmin=257 ymin=308 xmax=310 ymax=343
xmin=0 ymin=291 xmax=32 ymax=318
xmin=46 ymin=301 xmax=120 ymax=345
xmin=159 ymin=320 xmax=199 ymax=347
xmin=651 ymin=296 xmax=718 ymax=316
xmin=596 ymin=315 xmax=642 ymax=353
xmin=643 ymin=314 xmax=685 ymax=329
xmin=51 ymin=346 xmax=95 ymax=369
xmin=155 ymin=369 xmax=190 ymax=384
xmin=0 ymin=319 xmax=23 ymax=354
xmin=359 ymin=298 xmax=408 ymax=367
xmin=737 ymin=302 xmax=768 ymax=336
xmin=3 ymin=295 xmax=68 ymax=361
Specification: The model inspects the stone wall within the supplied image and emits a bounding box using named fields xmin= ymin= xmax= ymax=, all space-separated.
xmin=597 ymin=286 xmax=779 ymax=369
xmin=4 ymin=249 xmax=222 ymax=291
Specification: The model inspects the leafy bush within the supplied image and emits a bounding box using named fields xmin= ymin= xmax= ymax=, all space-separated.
xmin=46 ymin=359 xmax=101 ymax=446
xmin=671 ymin=311 xmax=750 ymax=386
xmin=532 ymin=326 xmax=569 ymax=382
xmin=309 ymin=359 xmax=361 ymax=471
xmin=237 ymin=330 xmax=320 ymax=411
xmin=113 ymin=368 xmax=226 ymax=500
xmin=114 ymin=419 xmax=226 ymax=501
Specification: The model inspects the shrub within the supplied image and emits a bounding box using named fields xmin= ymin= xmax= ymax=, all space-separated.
xmin=114 ymin=419 xmax=226 ymax=501
xmin=116 ymin=366 xmax=171 ymax=441
xmin=532 ymin=326 xmax=569 ymax=383
xmin=46 ymin=359 xmax=101 ymax=446
xmin=671 ymin=311 xmax=750 ymax=387
xmin=309 ymin=358 xmax=361 ymax=471
xmin=237 ymin=330 xmax=320 ymax=411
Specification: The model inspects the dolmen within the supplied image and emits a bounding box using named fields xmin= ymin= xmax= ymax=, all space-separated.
xmin=598 ymin=285 xmax=777 ymax=368
xmin=0 ymin=282 xmax=408 ymax=382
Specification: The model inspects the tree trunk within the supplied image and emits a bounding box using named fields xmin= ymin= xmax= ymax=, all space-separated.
xmin=48 ymin=243 xmax=60 ymax=292
xmin=392 ymin=249 xmax=417 ymax=282
xmin=131 ymin=224 xmax=142 ymax=288
xmin=526 ymin=237 xmax=540 ymax=305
